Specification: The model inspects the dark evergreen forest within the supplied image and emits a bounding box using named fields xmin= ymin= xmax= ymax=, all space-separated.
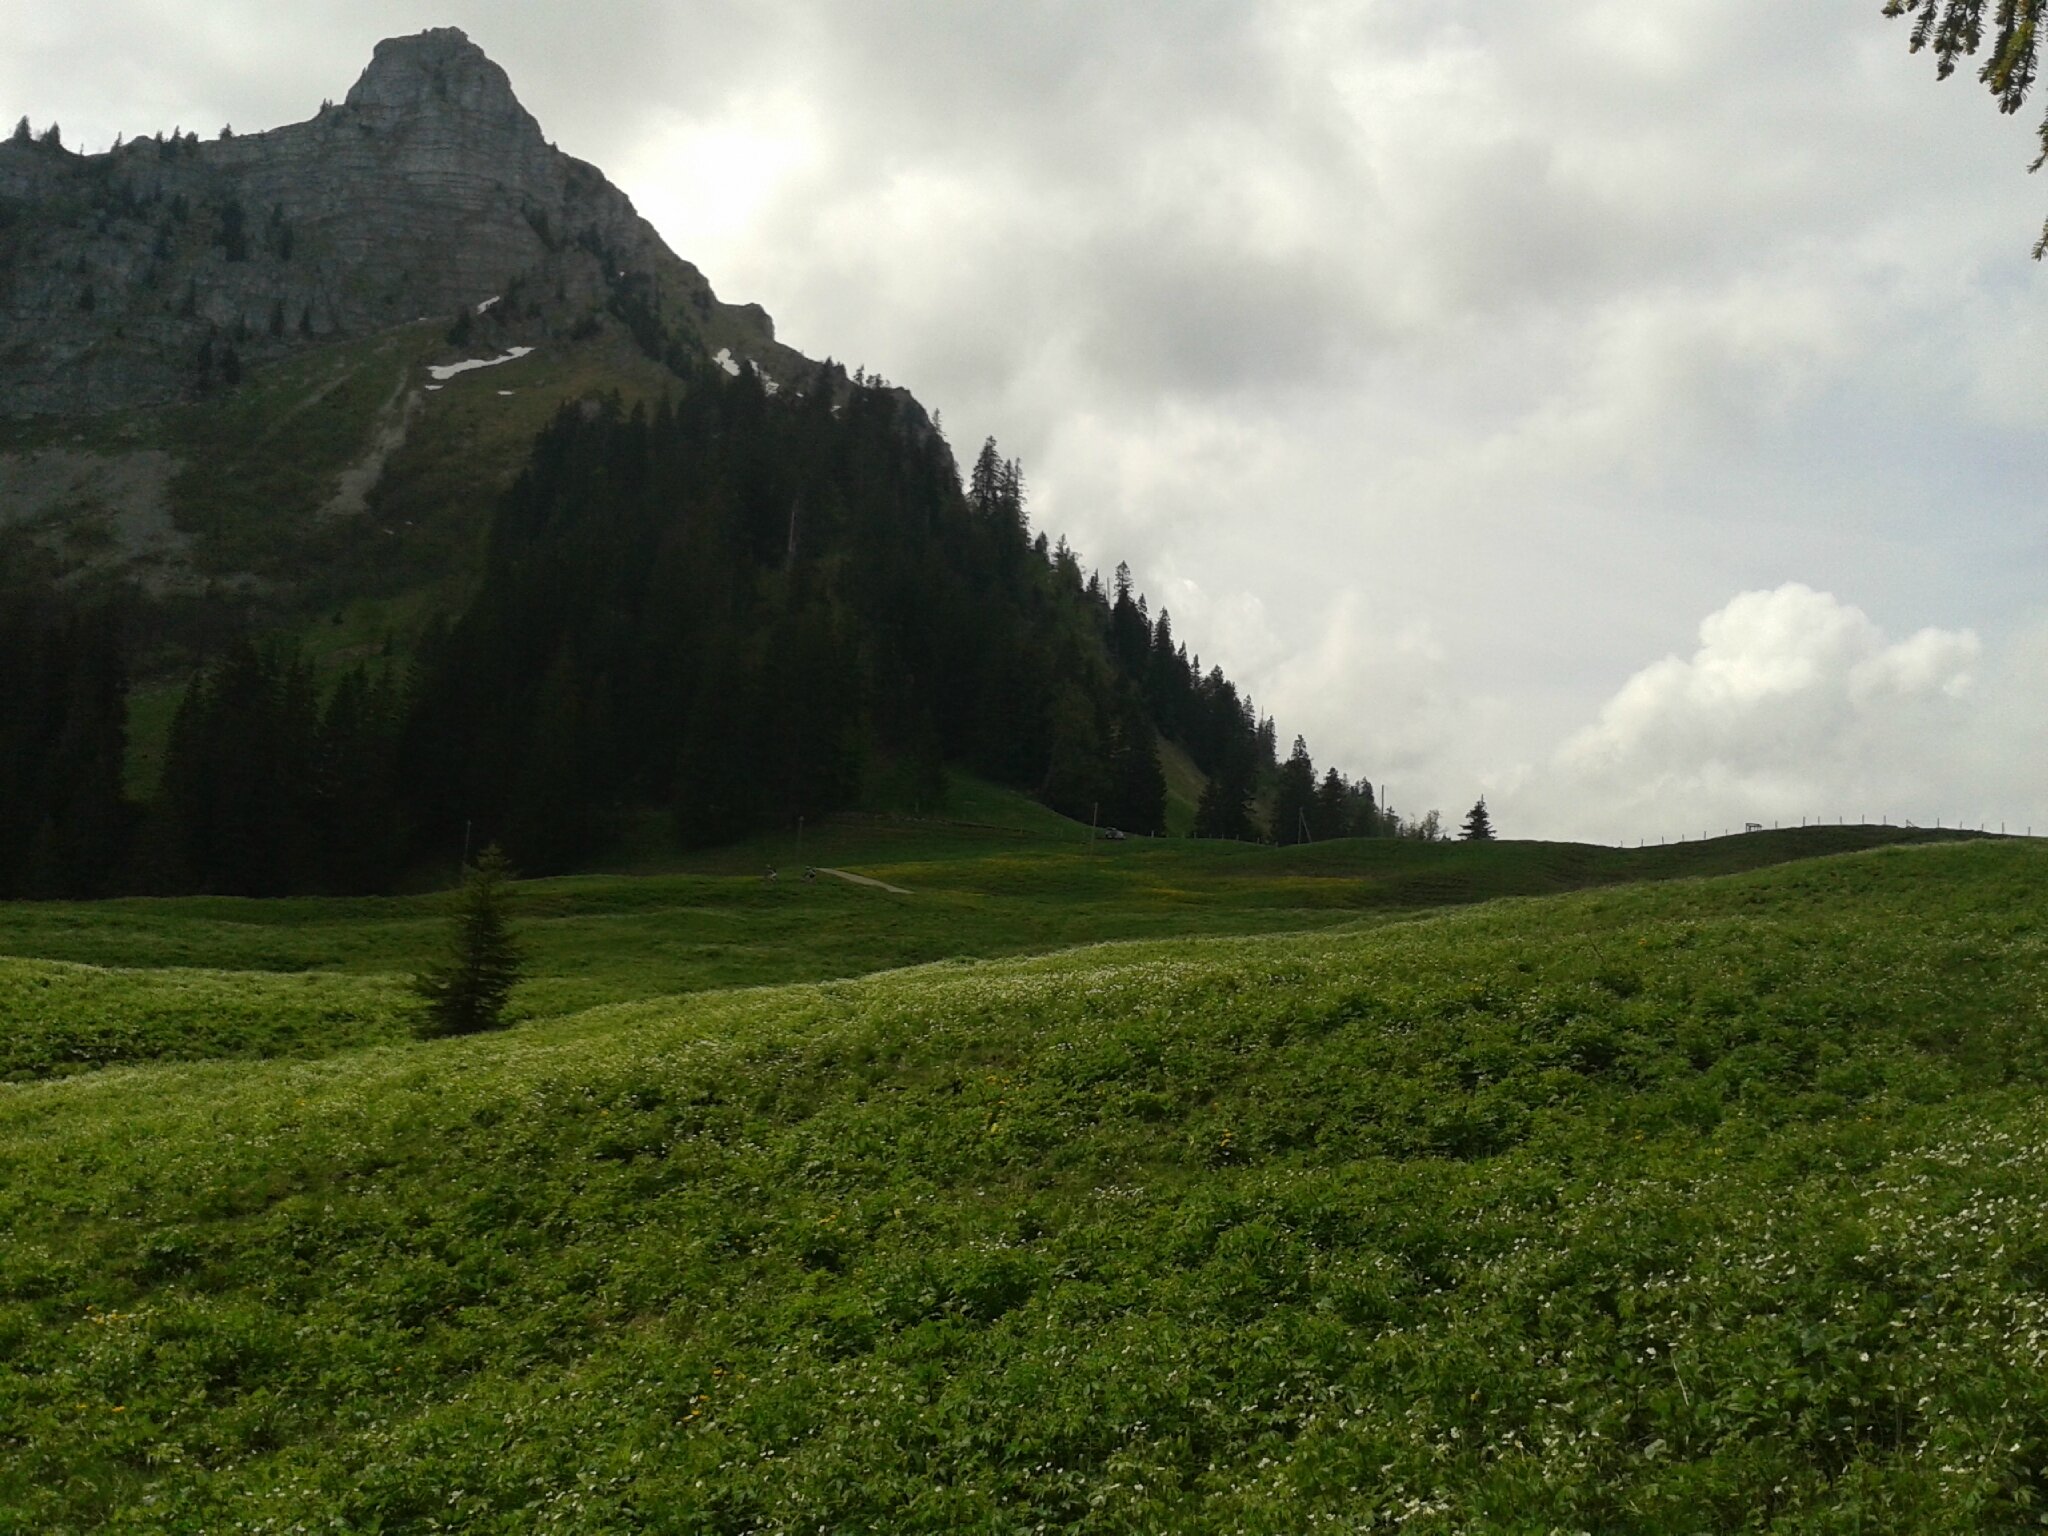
xmin=1 ymin=362 xmax=1398 ymax=898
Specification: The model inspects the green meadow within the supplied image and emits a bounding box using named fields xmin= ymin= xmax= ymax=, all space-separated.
xmin=2 ymin=823 xmax=2045 ymax=1531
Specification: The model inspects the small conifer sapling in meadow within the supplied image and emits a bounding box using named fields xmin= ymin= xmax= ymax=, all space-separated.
xmin=1460 ymin=797 xmax=1495 ymax=842
xmin=414 ymin=844 xmax=525 ymax=1036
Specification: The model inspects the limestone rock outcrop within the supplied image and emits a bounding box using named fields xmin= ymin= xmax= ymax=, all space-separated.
xmin=0 ymin=28 xmax=807 ymax=418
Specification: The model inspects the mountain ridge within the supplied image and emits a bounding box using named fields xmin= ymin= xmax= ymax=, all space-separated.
xmin=1 ymin=28 xmax=936 ymax=614
xmin=0 ymin=26 xmax=812 ymax=421
xmin=0 ymin=31 xmax=1385 ymax=895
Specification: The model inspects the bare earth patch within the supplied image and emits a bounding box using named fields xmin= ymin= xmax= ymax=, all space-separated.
xmin=818 ymin=867 xmax=914 ymax=895
xmin=318 ymin=370 xmax=425 ymax=521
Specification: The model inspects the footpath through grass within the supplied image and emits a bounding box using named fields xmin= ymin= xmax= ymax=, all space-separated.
xmin=2 ymin=839 xmax=2045 ymax=1531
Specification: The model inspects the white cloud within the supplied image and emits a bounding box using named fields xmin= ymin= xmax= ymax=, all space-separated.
xmin=1509 ymin=585 xmax=2044 ymax=843
xmin=10 ymin=3 xmax=2048 ymax=844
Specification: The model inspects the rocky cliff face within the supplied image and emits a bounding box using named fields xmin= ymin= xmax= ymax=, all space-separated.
xmin=0 ymin=28 xmax=805 ymax=418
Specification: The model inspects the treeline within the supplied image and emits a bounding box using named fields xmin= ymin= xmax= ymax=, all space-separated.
xmin=0 ymin=596 xmax=131 ymax=898
xmin=1 ymin=362 xmax=1410 ymax=897
xmin=401 ymin=367 xmax=1237 ymax=868
xmin=145 ymin=643 xmax=404 ymax=895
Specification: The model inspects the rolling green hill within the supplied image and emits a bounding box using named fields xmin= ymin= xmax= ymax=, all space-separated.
xmin=0 ymin=821 xmax=1989 ymax=1081
xmin=2 ymin=835 xmax=2044 ymax=1530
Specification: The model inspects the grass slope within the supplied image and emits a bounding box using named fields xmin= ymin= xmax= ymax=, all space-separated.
xmin=0 ymin=957 xmax=410 ymax=1082
xmin=1159 ymin=738 xmax=1206 ymax=838
xmin=0 ymin=825 xmax=1986 ymax=1081
xmin=2 ymin=840 xmax=2045 ymax=1530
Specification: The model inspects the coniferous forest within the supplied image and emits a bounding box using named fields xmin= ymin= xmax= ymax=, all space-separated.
xmin=0 ymin=361 xmax=1401 ymax=899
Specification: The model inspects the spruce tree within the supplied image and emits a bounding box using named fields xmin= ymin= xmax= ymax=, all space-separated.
xmin=1272 ymin=736 xmax=1318 ymax=845
xmin=1313 ymin=767 xmax=1349 ymax=841
xmin=413 ymin=845 xmax=525 ymax=1036
xmin=968 ymin=437 xmax=1004 ymax=514
xmin=1347 ymin=777 xmax=1382 ymax=838
xmin=1460 ymin=798 xmax=1495 ymax=841
xmin=10 ymin=117 xmax=30 ymax=146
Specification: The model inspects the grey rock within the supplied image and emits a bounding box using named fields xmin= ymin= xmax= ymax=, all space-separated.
xmin=0 ymin=446 xmax=192 ymax=591
xmin=0 ymin=27 xmax=821 ymax=419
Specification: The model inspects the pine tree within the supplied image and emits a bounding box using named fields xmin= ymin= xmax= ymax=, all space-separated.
xmin=1313 ymin=767 xmax=1350 ymax=841
xmin=998 ymin=455 xmax=1027 ymax=542
xmin=1272 ymin=736 xmax=1318 ymax=845
xmin=1109 ymin=564 xmax=1150 ymax=677
xmin=1460 ymin=798 xmax=1495 ymax=841
xmin=1347 ymin=777 xmax=1382 ymax=838
xmin=413 ymin=845 xmax=525 ymax=1036
xmin=968 ymin=437 xmax=1004 ymax=514
xmin=10 ymin=117 xmax=30 ymax=146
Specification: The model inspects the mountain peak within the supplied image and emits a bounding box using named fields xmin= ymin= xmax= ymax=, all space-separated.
xmin=344 ymin=27 xmax=538 ymax=136
xmin=0 ymin=24 xmax=815 ymax=422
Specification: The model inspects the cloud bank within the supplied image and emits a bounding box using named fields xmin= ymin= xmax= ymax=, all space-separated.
xmin=1508 ymin=585 xmax=2043 ymax=842
xmin=7 ymin=2 xmax=2045 ymax=841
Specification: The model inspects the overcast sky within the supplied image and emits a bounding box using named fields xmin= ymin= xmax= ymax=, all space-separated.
xmin=10 ymin=1 xmax=2045 ymax=842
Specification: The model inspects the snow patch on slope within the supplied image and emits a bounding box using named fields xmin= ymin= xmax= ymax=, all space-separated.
xmin=711 ymin=346 xmax=781 ymax=395
xmin=428 ymin=347 xmax=534 ymax=382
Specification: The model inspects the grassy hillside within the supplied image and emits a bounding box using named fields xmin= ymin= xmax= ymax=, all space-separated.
xmin=2 ymin=838 xmax=2045 ymax=1530
xmin=0 ymin=824 xmax=1989 ymax=1081
xmin=0 ymin=956 xmax=411 ymax=1082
